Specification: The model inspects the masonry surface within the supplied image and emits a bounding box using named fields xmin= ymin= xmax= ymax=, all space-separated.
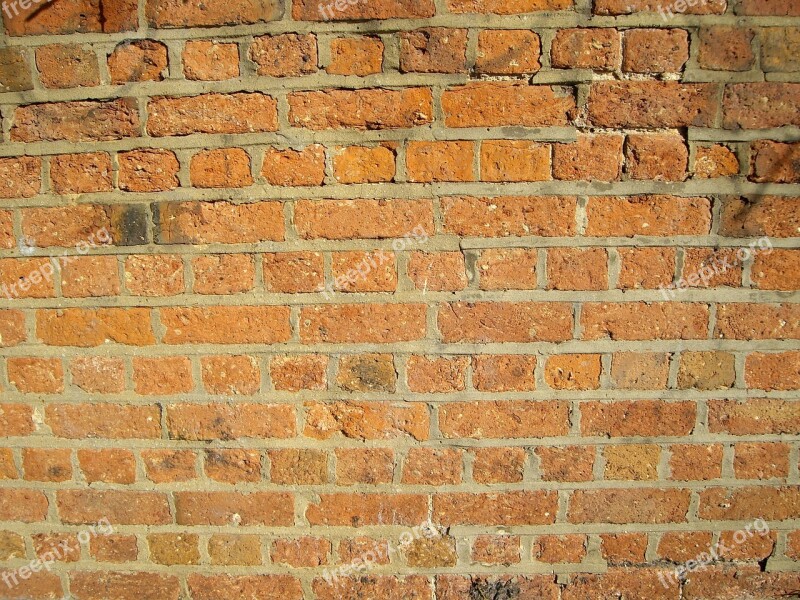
xmin=0 ymin=0 xmax=799 ymax=598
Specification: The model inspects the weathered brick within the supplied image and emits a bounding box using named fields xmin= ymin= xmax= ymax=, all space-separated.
xmin=678 ymin=351 xmax=736 ymax=390
xmin=553 ymin=134 xmax=623 ymax=181
xmin=307 ymin=493 xmax=427 ymax=526
xmin=472 ymin=447 xmax=525 ymax=483
xmin=328 ymin=36 xmax=383 ymax=75
xmin=551 ymin=28 xmax=620 ymax=70
xmin=146 ymin=0 xmax=282 ymax=27
xmin=47 ymin=404 xmax=161 ymax=439
xmin=272 ymin=537 xmax=330 ymax=567
xmin=78 ymin=449 xmax=135 ymax=484
xmin=603 ymin=445 xmax=660 ymax=480
xmin=533 ymin=534 xmax=586 ymax=563
xmin=446 ymin=0 xmax=571 ymax=13
xmin=434 ymin=491 xmax=558 ymax=525
xmin=288 ymin=88 xmax=432 ymax=130
xmin=333 ymin=145 xmax=395 ymax=183
xmin=610 ymin=352 xmax=670 ymax=390
xmin=176 ymin=491 xmax=294 ymax=525
xmin=724 ymin=84 xmax=800 ymax=129
xmin=708 ymin=398 xmax=800 ymax=434
xmin=125 ymin=254 xmax=184 ymax=296
xmin=337 ymin=448 xmax=394 ymax=485
xmin=108 ymin=40 xmax=168 ymax=83
xmin=622 ymin=29 xmax=689 ymax=73
xmin=408 ymin=252 xmax=468 ymax=292
xmin=400 ymin=28 xmax=468 ymax=73
xmin=205 ymin=449 xmax=261 ymax=483
xmin=167 ymin=403 xmax=295 ymax=440
xmin=192 ymin=254 xmax=255 ymax=294
xmin=58 ymin=490 xmax=170 ymax=525
xmin=295 ymin=199 xmax=433 ymax=239
xmin=118 ymin=149 xmax=180 ymax=192
xmin=694 ymin=144 xmax=740 ymax=178
xmin=569 ymin=489 xmax=690 ymax=523
xmin=147 ymin=93 xmax=278 ymax=136
xmin=670 ymin=444 xmax=723 ymax=481
xmin=50 ymin=153 xmax=113 ymax=194
xmin=439 ymin=400 xmax=569 ymax=438
xmin=0 ymin=157 xmax=41 ymax=199
xmin=12 ymin=100 xmax=140 ymax=142
xmin=332 ymin=249 xmax=397 ymax=292
xmin=750 ymin=141 xmax=800 ymax=183
xmin=581 ymin=400 xmax=696 ymax=437
xmin=544 ymin=354 xmax=602 ymax=390
xmin=314 ymin=575 xmax=431 ymax=600
xmin=625 ymin=134 xmax=688 ymax=181
xmin=262 ymin=145 xmax=326 ymax=186
xmin=481 ymin=140 xmax=550 ymax=182
xmin=22 ymin=448 xmax=71 ymax=482
xmin=472 ymin=535 xmax=521 ymax=565
xmin=271 ymin=355 xmax=328 ymax=391
xmin=190 ymin=148 xmax=253 ymax=188
xmin=189 ymin=575 xmax=302 ymax=600
xmin=36 ymin=44 xmax=99 ymax=88
xmin=183 ymin=41 xmax=240 ymax=80
xmin=4 ymin=0 xmax=137 ymax=35
xmin=439 ymin=302 xmax=573 ymax=343
xmin=476 ymin=30 xmax=540 ymax=74
xmin=201 ymin=355 xmax=261 ymax=395
xmin=472 ymin=355 xmax=536 ymax=392
xmin=0 ymin=47 xmax=33 ymax=92
xmin=402 ymin=447 xmax=462 ymax=485
xmin=301 ymin=304 xmax=426 ymax=343
xmin=406 ymin=141 xmax=474 ymax=183
xmin=143 ymin=449 xmax=197 ymax=483
xmin=37 ymin=308 xmax=154 ymax=347
xmin=269 ymin=449 xmax=328 ymax=484
xmin=715 ymin=303 xmax=800 ymax=339
xmin=208 ymin=535 xmax=261 ymax=566
xmin=721 ymin=196 xmax=800 ymax=236
xmin=547 ymin=248 xmax=608 ymax=290
xmin=699 ymin=486 xmax=800 ymax=521
xmin=734 ymin=442 xmax=790 ymax=479
xmin=699 ymin=26 xmax=755 ymax=71
xmin=71 ymin=572 xmax=180 ymax=600
xmin=441 ymin=196 xmax=576 ymax=237
xmin=304 ymin=401 xmax=429 ymax=441
xmin=442 ymin=83 xmax=575 ymax=127
xmin=249 ymin=33 xmax=317 ymax=77
xmin=761 ymin=27 xmax=800 ymax=71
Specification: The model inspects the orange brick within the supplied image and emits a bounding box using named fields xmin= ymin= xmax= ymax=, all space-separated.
xmin=36 ymin=44 xmax=99 ymax=88
xmin=547 ymin=248 xmax=608 ymax=290
xmin=334 ymin=145 xmax=395 ymax=183
xmin=108 ymin=40 xmax=168 ymax=83
xmin=336 ymin=448 xmax=394 ymax=485
xmin=669 ymin=444 xmax=723 ymax=481
xmin=402 ymin=447 xmax=462 ymax=485
xmin=263 ymin=251 xmax=324 ymax=293
xmin=434 ymin=491 xmax=557 ymax=526
xmin=262 ymin=145 xmax=326 ymax=186
xmin=472 ymin=447 xmax=525 ymax=484
xmin=734 ymin=442 xmax=790 ymax=479
xmin=304 ymin=401 xmax=429 ymax=441
xmin=439 ymin=302 xmax=573 ymax=343
xmin=554 ymin=134 xmax=623 ymax=181
xmin=533 ymin=535 xmax=586 ymax=563
xmin=271 ymin=355 xmax=328 ymax=392
xmin=272 ymin=537 xmax=330 ymax=567
xmin=407 ymin=141 xmax=474 ymax=183
xmin=472 ymin=355 xmax=536 ymax=392
xmin=143 ymin=449 xmax=197 ymax=483
xmin=400 ymin=28 xmax=468 ymax=73
xmin=328 ymin=37 xmax=384 ymax=75
xmin=133 ymin=356 xmax=193 ymax=395
xmin=442 ymin=196 xmax=576 ymax=237
xmin=617 ymin=247 xmax=676 ymax=290
xmin=50 ymin=153 xmax=112 ymax=194
xmin=610 ymin=352 xmax=670 ymax=390
xmin=161 ymin=306 xmax=291 ymax=344
xmin=332 ymin=251 xmax=397 ymax=293
xmin=47 ymin=404 xmax=161 ymax=439
xmin=249 ymin=33 xmax=317 ymax=77
xmin=183 ymin=40 xmax=240 ymax=80
xmin=472 ymin=535 xmax=521 ymax=565
xmin=551 ymin=28 xmax=620 ymax=70
xmin=205 ymin=449 xmax=261 ymax=483
xmin=190 ymin=148 xmax=253 ymax=188
xmin=167 ymin=403 xmax=295 ymax=440
xmin=78 ymin=449 xmax=135 ymax=484
xmin=544 ymin=354 xmax=602 ymax=390
xmin=622 ymin=29 xmax=689 ymax=73
xmin=7 ymin=357 xmax=64 ymax=393
xmin=192 ymin=254 xmax=255 ymax=294
xmin=536 ymin=446 xmax=595 ymax=482
xmin=69 ymin=357 xmax=125 ymax=393
xmin=118 ymin=149 xmax=180 ymax=192
xmin=22 ymin=448 xmax=71 ymax=482
xmin=439 ymin=400 xmax=568 ymax=438
xmin=476 ymin=30 xmax=540 ymax=74
xmin=201 ymin=355 xmax=261 ymax=395
xmin=61 ymin=256 xmax=120 ymax=298
xmin=408 ymin=252 xmax=468 ymax=292
xmin=406 ymin=355 xmax=468 ymax=393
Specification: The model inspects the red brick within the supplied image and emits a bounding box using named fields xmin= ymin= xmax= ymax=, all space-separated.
xmin=407 ymin=252 xmax=468 ymax=292
xmin=295 ymin=199 xmax=433 ymax=240
xmin=132 ymin=356 xmax=192 ymax=395
xmin=554 ymin=134 xmax=623 ymax=181
xmin=125 ymin=254 xmax=183 ymax=296
xmin=472 ymin=535 xmax=521 ymax=565
xmin=314 ymin=576 xmax=431 ymax=600
xmin=89 ymin=534 xmax=138 ymax=562
xmin=721 ymin=196 xmax=800 ymax=238
xmin=0 ymin=310 xmax=26 ymax=347
xmin=0 ymin=156 xmax=41 ymax=199
xmin=146 ymin=0 xmax=281 ymax=27
xmin=70 ymin=572 xmax=180 ymax=600
xmin=269 ymin=449 xmax=328 ymax=484
xmin=406 ymin=141 xmax=474 ymax=183
xmin=588 ymin=82 xmax=718 ymax=128
xmin=407 ymin=355 xmax=467 ymax=393
xmin=0 ymin=258 xmax=57 ymax=299
xmin=708 ymin=398 xmax=800 ymax=434
xmin=587 ymin=195 xmax=711 ymax=236
xmin=192 ymin=254 xmax=255 ymax=294
xmin=108 ymin=40 xmax=168 ymax=83
xmin=547 ymin=248 xmax=607 ymax=290
xmin=622 ymin=29 xmax=689 ymax=73
xmin=681 ymin=248 xmax=742 ymax=288
xmin=694 ymin=144 xmax=740 ymax=178
xmin=533 ymin=534 xmax=586 ymax=563
xmin=205 ymin=449 xmax=261 ymax=483
xmin=331 ymin=251 xmax=396 ymax=293
xmin=58 ymin=490 xmax=170 ymax=525
xmin=761 ymin=26 xmax=800 ymax=71
xmin=437 ymin=575 xmax=559 ymax=600
xmin=481 ymin=140 xmax=550 ymax=182
xmin=161 ymin=306 xmax=290 ymax=344
xmin=148 ymin=93 xmax=278 ymax=136
xmin=189 ymin=575 xmax=302 ymax=600
xmin=176 ymin=491 xmax=293 ymax=526
xmin=61 ymin=256 xmax=120 ymax=298
xmin=699 ymin=486 xmax=800 ymax=521
xmin=434 ymin=491 xmax=558 ymax=525
xmin=402 ymin=447 xmax=462 ymax=485
xmin=439 ymin=400 xmax=568 ymax=438
xmin=78 ymin=449 xmax=136 ymax=484
xmin=143 ymin=449 xmax=197 ymax=483
xmin=724 ymin=84 xmax=800 ymax=129
xmin=0 ymin=489 xmax=48 ymax=522
xmin=570 ymin=489 xmax=690 ymax=523
xmin=472 ymin=355 xmax=536 ymax=392
xmin=626 ymin=133 xmax=688 ymax=181
xmin=476 ymin=30 xmax=540 ymax=74
xmin=167 ymin=403 xmax=295 ymax=440
xmin=262 ymin=145 xmax=326 ymax=186
xmin=328 ymin=36 xmax=383 ymax=75
xmin=12 ymin=100 xmax=140 ymax=143
xmin=118 ymin=149 xmax=180 ymax=192
xmin=745 ymin=352 xmax=800 ymax=390
xmin=306 ymin=493 xmax=427 ymax=526
xmin=288 ymin=88 xmax=432 ymax=130
xmin=300 ymin=304 xmax=426 ymax=343
xmin=70 ymin=356 xmax=125 ymax=393
xmin=0 ymin=47 xmax=32 ymax=93
xmin=7 ymin=357 xmax=64 ymax=393
xmin=333 ymin=145 xmax=396 ymax=183
xmin=201 ymin=355 xmax=261 ymax=395
xmin=21 ymin=205 xmax=110 ymax=248
xmin=734 ymin=442 xmax=790 ymax=479
xmin=563 ymin=569 xmax=679 ymax=600
xmin=600 ymin=533 xmax=647 ymax=564
xmin=446 ymin=0 xmax=571 ymax=12
xmin=581 ymin=400 xmax=696 ymax=437
xmin=37 ymin=307 xmax=154 ymax=347
xmin=304 ymin=401 xmax=429 ymax=441
xmin=751 ymin=141 xmax=800 ymax=184
xmin=158 ymin=201 xmax=283 ymax=244
xmin=22 ymin=448 xmax=71 ymax=482
xmin=250 ymin=33 xmax=317 ymax=77
xmin=190 ymin=148 xmax=253 ymax=188
xmin=699 ymin=26 xmax=755 ymax=71
xmin=183 ymin=41 xmax=239 ymax=80
xmin=0 ymin=404 xmax=34 ymax=436
xmin=544 ymin=354 xmax=602 ymax=390
xmin=595 ymin=0 xmax=725 ymax=14
xmin=47 ymin=404 xmax=161 ymax=439
xmin=36 ymin=44 xmax=99 ymax=88
xmin=0 ymin=211 xmax=13 ymax=249
xmin=337 ymin=448 xmax=394 ymax=485
xmin=4 ymin=0 xmax=136 ymax=35
xmin=475 ymin=248 xmax=536 ymax=290
xmin=0 ymin=571 xmax=61 ymax=599
xmin=472 ymin=447 xmax=525 ymax=483
xmin=148 ymin=533 xmax=200 ymax=565
xmin=582 ymin=302 xmax=709 ymax=340
xmin=400 ymin=28 xmax=468 ymax=73
xmin=271 ymin=355 xmax=328 ymax=391
xmin=442 ymin=196 xmax=576 ymax=237
xmin=657 ymin=531 xmax=713 ymax=562
xmin=670 ymin=444 xmax=723 ymax=481
xmin=551 ymin=28 xmax=620 ymax=70
xmin=50 ymin=153 xmax=112 ymax=194
xmin=716 ymin=303 xmax=800 ymax=340
xmin=610 ymin=352 xmax=670 ymax=390
xmin=439 ymin=302 xmax=573 ymax=343
xmin=272 ymin=537 xmax=330 ymax=567
xmin=442 ymin=83 xmax=575 ymax=127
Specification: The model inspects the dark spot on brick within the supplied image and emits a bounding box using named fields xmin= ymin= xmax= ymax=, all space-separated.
xmin=469 ymin=578 xmax=521 ymax=600
xmin=111 ymin=205 xmax=149 ymax=245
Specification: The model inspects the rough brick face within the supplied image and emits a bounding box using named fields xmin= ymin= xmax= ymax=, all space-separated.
xmin=0 ymin=2 xmax=796 ymax=597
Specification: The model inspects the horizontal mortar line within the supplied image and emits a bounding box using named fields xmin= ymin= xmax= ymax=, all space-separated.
xmin=1 ymin=341 xmax=798 ymax=355
xmin=1 ymin=289 xmax=798 ymax=307
xmin=2 ymin=389 xmax=796 ymax=403
xmin=1 ymin=431 xmax=799 ymax=446
xmin=687 ymin=126 xmax=800 ymax=142
xmin=1 ymin=236 xmax=799 ymax=257
xmin=3 ymin=12 xmax=800 ymax=47
xmin=4 ymin=73 xmax=799 ymax=107
xmin=2 ymin=479 xmax=799 ymax=493
xmin=4 ymin=181 xmax=800 ymax=202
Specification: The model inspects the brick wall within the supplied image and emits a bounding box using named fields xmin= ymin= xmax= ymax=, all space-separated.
xmin=0 ymin=0 xmax=799 ymax=598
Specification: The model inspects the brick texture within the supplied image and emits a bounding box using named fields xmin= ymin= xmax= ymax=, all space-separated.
xmin=0 ymin=2 xmax=797 ymax=598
